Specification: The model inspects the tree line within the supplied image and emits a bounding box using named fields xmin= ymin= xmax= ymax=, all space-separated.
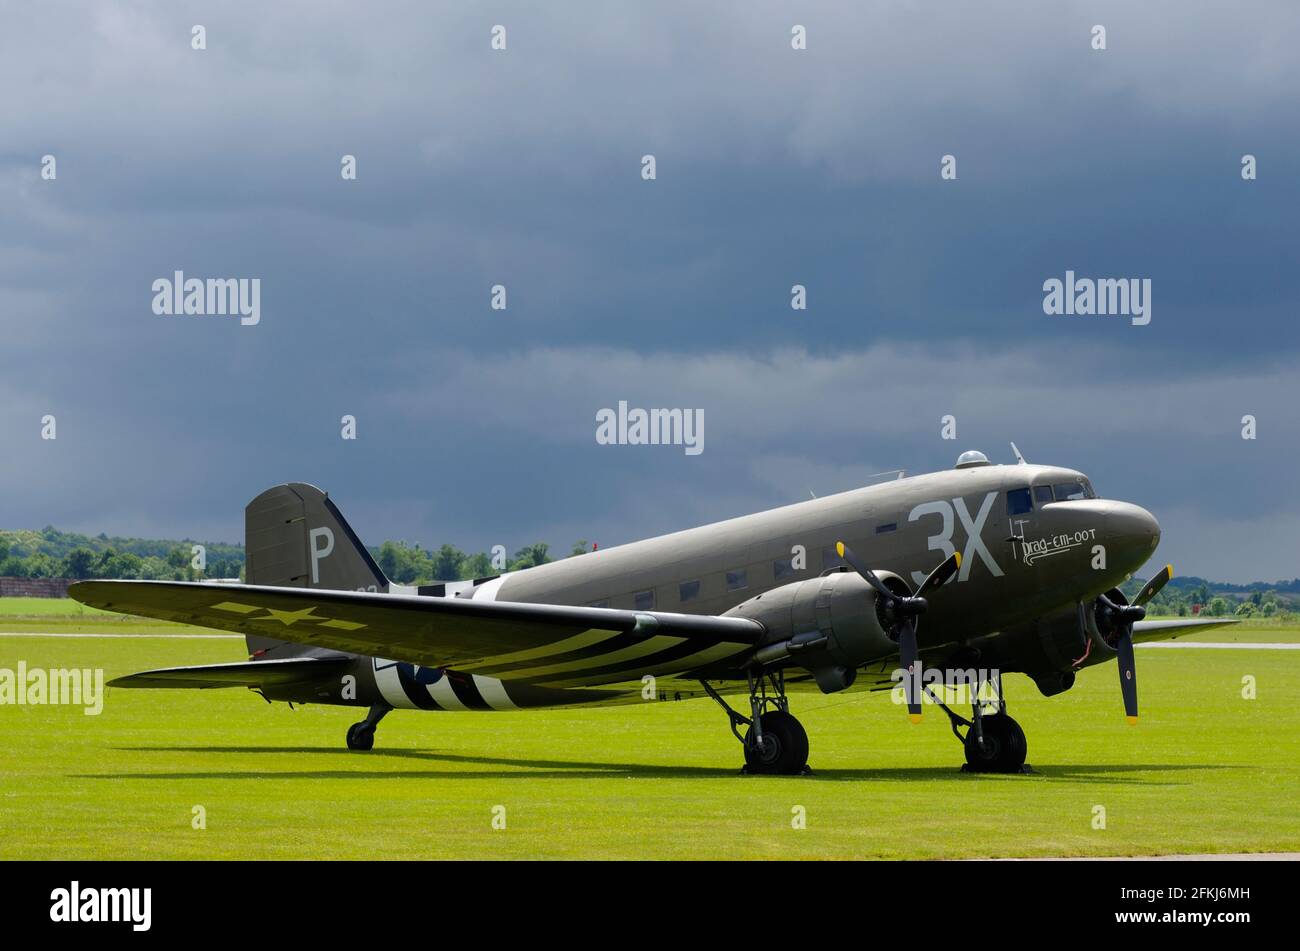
xmin=0 ymin=527 xmax=588 ymax=584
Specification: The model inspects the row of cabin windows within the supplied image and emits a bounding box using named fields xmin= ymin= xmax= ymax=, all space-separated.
xmin=596 ymin=542 xmax=870 ymax=611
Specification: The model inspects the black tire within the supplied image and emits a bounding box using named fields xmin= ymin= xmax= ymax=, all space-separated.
xmin=963 ymin=713 xmax=1027 ymax=773
xmin=346 ymin=722 xmax=375 ymax=752
xmin=743 ymin=710 xmax=809 ymax=775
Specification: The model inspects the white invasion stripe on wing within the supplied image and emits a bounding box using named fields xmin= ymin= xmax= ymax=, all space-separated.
xmin=472 ymin=675 xmax=519 ymax=710
xmin=455 ymin=627 xmax=621 ymax=672
xmin=428 ymin=676 xmax=469 ymax=710
xmin=541 ymin=641 xmax=751 ymax=688
xmin=502 ymin=635 xmax=683 ymax=680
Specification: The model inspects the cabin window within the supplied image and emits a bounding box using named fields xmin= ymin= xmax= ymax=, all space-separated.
xmin=1033 ymin=485 xmax=1054 ymax=504
xmin=633 ymin=590 xmax=655 ymax=611
xmin=773 ymin=558 xmax=796 ymax=580
xmin=725 ymin=568 xmax=748 ymax=591
xmin=875 ymin=522 xmax=897 ymax=535
xmin=1007 ymin=487 xmax=1033 ymax=515
xmin=679 ymin=580 xmax=701 ymax=602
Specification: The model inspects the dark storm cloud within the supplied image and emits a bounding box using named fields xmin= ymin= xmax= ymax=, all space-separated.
xmin=1 ymin=2 xmax=1297 ymax=582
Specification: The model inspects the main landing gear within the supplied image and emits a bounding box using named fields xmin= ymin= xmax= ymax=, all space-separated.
xmin=702 ymin=670 xmax=810 ymax=776
xmin=925 ymin=671 xmax=1029 ymax=773
xmin=346 ymin=703 xmax=390 ymax=751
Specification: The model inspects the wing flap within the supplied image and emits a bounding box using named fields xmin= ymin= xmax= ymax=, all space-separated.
xmin=70 ymin=580 xmax=764 ymax=672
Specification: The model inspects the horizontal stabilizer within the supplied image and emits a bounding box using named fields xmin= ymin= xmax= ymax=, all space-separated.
xmin=108 ymin=656 xmax=351 ymax=689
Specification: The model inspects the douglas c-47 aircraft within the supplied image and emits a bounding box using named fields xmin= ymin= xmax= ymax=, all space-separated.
xmin=71 ymin=449 xmax=1234 ymax=775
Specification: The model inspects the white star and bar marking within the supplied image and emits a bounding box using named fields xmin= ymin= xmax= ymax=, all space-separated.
xmin=211 ymin=601 xmax=366 ymax=631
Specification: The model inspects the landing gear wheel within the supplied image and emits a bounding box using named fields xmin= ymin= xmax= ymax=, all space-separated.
xmin=346 ymin=722 xmax=375 ymax=752
xmin=743 ymin=710 xmax=809 ymax=775
xmin=963 ymin=713 xmax=1026 ymax=773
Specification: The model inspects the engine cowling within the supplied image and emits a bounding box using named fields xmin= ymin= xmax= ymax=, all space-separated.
xmin=1013 ymin=587 xmax=1130 ymax=696
xmin=722 ymin=570 xmax=904 ymax=693
xmin=1077 ymin=586 xmax=1130 ymax=667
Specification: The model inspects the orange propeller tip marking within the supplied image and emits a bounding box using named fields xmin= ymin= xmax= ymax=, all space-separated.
xmin=909 ymin=713 xmax=923 ymax=724
xmin=954 ymin=551 xmax=962 ymax=567
xmin=1126 ymin=716 xmax=1138 ymax=726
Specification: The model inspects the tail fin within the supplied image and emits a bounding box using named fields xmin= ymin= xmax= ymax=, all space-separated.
xmin=243 ymin=483 xmax=388 ymax=658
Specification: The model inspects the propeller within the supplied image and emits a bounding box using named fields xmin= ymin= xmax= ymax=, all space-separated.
xmin=835 ymin=541 xmax=961 ymax=724
xmin=1095 ymin=564 xmax=1172 ymax=725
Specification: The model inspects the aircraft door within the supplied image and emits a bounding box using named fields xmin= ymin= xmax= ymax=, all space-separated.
xmin=1003 ymin=481 xmax=1047 ymax=571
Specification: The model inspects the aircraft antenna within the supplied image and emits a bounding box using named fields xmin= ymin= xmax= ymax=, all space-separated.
xmin=1010 ymin=442 xmax=1027 ymax=465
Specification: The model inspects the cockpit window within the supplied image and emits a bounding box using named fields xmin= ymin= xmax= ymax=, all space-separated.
xmin=1052 ymin=480 xmax=1095 ymax=501
xmin=1033 ymin=485 xmax=1054 ymax=504
xmin=1006 ymin=487 xmax=1033 ymax=515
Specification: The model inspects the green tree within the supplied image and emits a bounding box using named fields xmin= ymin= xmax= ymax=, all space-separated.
xmin=509 ymin=543 xmax=551 ymax=571
xmin=377 ymin=541 xmax=403 ymax=581
xmin=460 ymin=552 xmax=493 ymax=580
xmin=432 ymin=544 xmax=465 ymax=581
xmin=63 ymin=548 xmax=97 ymax=579
xmin=100 ymin=550 xmax=143 ymax=579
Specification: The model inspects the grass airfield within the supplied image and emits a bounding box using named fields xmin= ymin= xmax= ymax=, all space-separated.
xmin=1 ymin=600 xmax=1297 ymax=860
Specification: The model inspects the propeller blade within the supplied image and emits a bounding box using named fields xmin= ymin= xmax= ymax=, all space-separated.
xmin=1116 ymin=631 xmax=1139 ymax=725
xmin=1133 ymin=564 xmax=1173 ymax=607
xmin=898 ymin=620 xmax=922 ymax=723
xmin=915 ymin=551 xmax=962 ymax=598
xmin=835 ymin=541 xmax=894 ymax=600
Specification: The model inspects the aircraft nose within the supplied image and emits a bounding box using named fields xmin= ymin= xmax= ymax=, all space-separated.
xmin=1107 ymin=501 xmax=1161 ymax=549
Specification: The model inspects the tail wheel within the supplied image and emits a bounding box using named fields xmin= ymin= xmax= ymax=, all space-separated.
xmin=963 ymin=713 xmax=1026 ymax=773
xmin=743 ymin=710 xmax=809 ymax=775
xmin=346 ymin=722 xmax=375 ymax=752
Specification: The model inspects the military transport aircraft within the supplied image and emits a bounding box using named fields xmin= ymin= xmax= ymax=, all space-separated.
xmin=70 ymin=449 xmax=1233 ymax=775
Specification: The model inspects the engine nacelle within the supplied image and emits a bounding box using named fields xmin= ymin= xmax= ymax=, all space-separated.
xmin=1014 ymin=587 xmax=1129 ymax=695
xmin=722 ymin=569 xmax=903 ymax=694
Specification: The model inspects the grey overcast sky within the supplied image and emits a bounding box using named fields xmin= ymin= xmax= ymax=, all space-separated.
xmin=1 ymin=2 xmax=1297 ymax=582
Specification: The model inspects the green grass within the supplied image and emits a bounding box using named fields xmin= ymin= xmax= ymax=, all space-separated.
xmin=0 ymin=596 xmax=120 ymax=618
xmin=0 ymin=597 xmax=217 ymax=634
xmin=1 ymin=619 xmax=1298 ymax=859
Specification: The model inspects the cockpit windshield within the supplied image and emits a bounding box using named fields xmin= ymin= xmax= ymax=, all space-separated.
xmin=1051 ymin=479 xmax=1096 ymax=501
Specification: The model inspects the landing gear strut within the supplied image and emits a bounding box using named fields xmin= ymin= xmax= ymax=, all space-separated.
xmin=702 ymin=670 xmax=810 ymax=775
xmin=925 ymin=671 xmax=1029 ymax=774
xmin=346 ymin=703 xmax=390 ymax=751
